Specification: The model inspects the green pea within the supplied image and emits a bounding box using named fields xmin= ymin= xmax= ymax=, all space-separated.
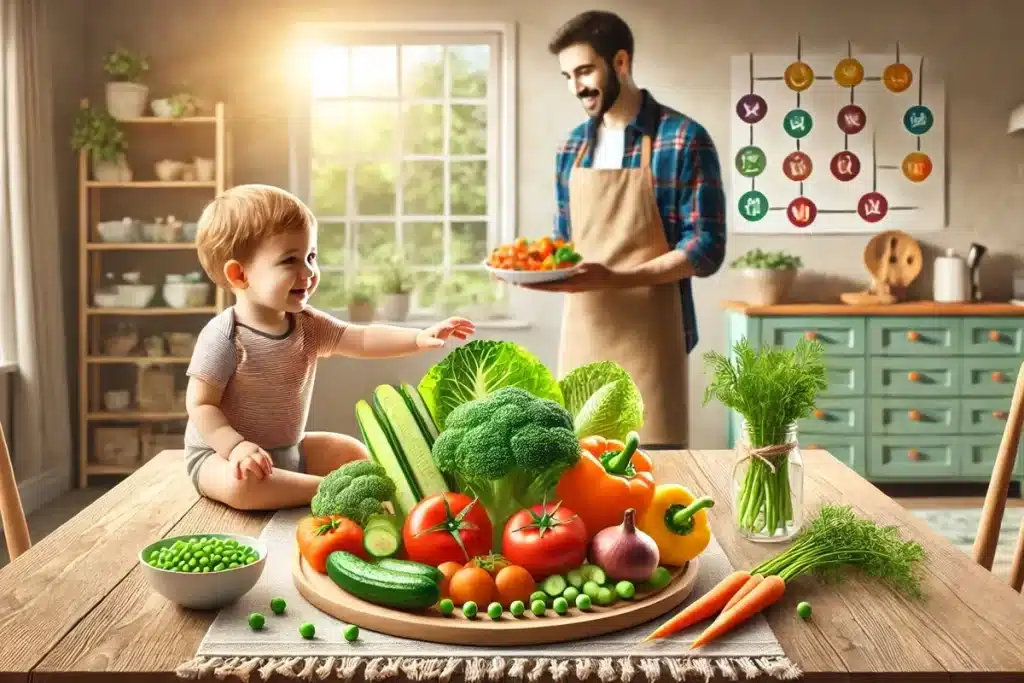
xmin=202 ymin=567 xmax=210 ymax=573
xmin=248 ymin=612 xmax=265 ymax=630
xmin=615 ymin=581 xmax=635 ymax=599
xmin=552 ymin=597 xmax=569 ymax=615
xmin=647 ymin=567 xmax=672 ymax=590
xmin=229 ymin=562 xmax=239 ymax=569
xmin=529 ymin=590 xmax=548 ymax=605
xmin=438 ymin=598 xmax=454 ymax=616
xmin=183 ymin=552 xmax=193 ymax=561
xmin=797 ymin=601 xmax=812 ymax=619
xmin=596 ymin=587 xmax=615 ymax=606
xmin=199 ymin=556 xmax=210 ymax=567
xmin=244 ymin=556 xmax=256 ymax=565
xmin=562 ymin=586 xmax=579 ymax=603
xmin=213 ymin=563 xmax=226 ymax=572
xmin=487 ymin=602 xmax=503 ymax=620
xmin=530 ymin=599 xmax=546 ymax=616
xmin=462 ymin=601 xmax=478 ymax=619
xmin=271 ymin=597 xmax=287 ymax=614
xmin=582 ymin=581 xmax=601 ymax=599
xmin=343 ymin=624 xmax=359 ymax=642
xmin=510 ymin=600 xmax=525 ymax=617
xmin=299 ymin=622 xmax=315 ymax=639
xmin=575 ymin=593 xmax=592 ymax=611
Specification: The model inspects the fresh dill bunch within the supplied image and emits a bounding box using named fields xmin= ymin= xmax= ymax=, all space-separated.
xmin=702 ymin=337 xmax=829 ymax=447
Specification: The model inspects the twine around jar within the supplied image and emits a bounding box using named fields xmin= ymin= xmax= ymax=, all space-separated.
xmin=736 ymin=441 xmax=796 ymax=474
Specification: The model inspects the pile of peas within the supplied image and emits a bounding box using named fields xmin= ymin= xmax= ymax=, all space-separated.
xmin=145 ymin=536 xmax=260 ymax=573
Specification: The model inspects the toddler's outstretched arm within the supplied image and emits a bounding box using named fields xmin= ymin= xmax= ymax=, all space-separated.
xmin=328 ymin=317 xmax=476 ymax=359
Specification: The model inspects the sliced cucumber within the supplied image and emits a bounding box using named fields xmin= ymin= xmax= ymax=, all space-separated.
xmin=566 ymin=568 xmax=584 ymax=588
xmin=399 ymin=383 xmax=440 ymax=445
xmin=580 ymin=563 xmax=607 ymax=585
xmin=542 ymin=574 xmax=567 ymax=597
xmin=373 ymin=385 xmax=448 ymax=499
xmin=355 ymin=399 xmax=419 ymax=516
xmin=363 ymin=516 xmax=402 ymax=558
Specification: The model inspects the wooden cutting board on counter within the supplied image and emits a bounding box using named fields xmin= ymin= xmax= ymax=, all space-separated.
xmin=840 ymin=230 xmax=923 ymax=305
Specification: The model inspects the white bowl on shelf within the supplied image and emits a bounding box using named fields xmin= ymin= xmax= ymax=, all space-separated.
xmin=103 ymin=390 xmax=132 ymax=412
xmin=93 ymin=291 xmax=120 ymax=308
xmin=117 ymin=284 xmax=156 ymax=308
xmin=163 ymin=282 xmax=211 ymax=308
xmin=98 ymin=220 xmax=139 ymax=242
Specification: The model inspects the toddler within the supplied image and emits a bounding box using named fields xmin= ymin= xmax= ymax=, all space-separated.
xmin=184 ymin=183 xmax=475 ymax=510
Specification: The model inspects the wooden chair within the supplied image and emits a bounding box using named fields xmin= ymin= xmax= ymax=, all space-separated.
xmin=972 ymin=359 xmax=1024 ymax=592
xmin=0 ymin=420 xmax=31 ymax=561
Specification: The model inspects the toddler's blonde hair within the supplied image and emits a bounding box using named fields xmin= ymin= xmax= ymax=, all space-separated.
xmin=195 ymin=184 xmax=316 ymax=289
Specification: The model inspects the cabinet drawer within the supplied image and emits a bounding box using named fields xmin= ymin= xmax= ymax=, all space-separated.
xmin=962 ymin=358 xmax=1021 ymax=396
xmin=868 ymin=318 xmax=960 ymax=355
xmin=868 ymin=357 xmax=960 ymax=396
xmin=871 ymin=398 xmax=959 ymax=435
xmin=761 ymin=317 xmax=865 ymax=355
xmin=961 ymin=398 xmax=1012 ymax=433
xmin=802 ymin=436 xmax=866 ymax=476
xmin=959 ymin=436 xmax=1024 ymax=479
xmin=823 ymin=357 xmax=866 ymax=397
xmin=868 ymin=437 xmax=957 ymax=479
xmin=800 ymin=398 xmax=865 ymax=434
xmin=962 ymin=318 xmax=1024 ymax=356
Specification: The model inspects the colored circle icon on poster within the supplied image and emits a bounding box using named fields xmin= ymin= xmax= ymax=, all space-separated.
xmin=735 ymin=145 xmax=767 ymax=177
xmin=788 ymin=197 xmax=817 ymax=228
xmin=837 ymin=104 xmax=867 ymax=135
xmin=783 ymin=151 xmax=813 ymax=182
xmin=903 ymin=105 xmax=933 ymax=136
xmin=784 ymin=61 xmax=814 ymax=92
xmin=783 ymin=109 xmax=813 ymax=139
xmin=738 ymin=190 xmax=769 ymax=222
xmin=736 ymin=94 xmax=767 ymax=124
xmin=830 ymin=151 xmax=861 ymax=182
xmin=858 ymin=192 xmax=889 ymax=223
xmin=883 ymin=62 xmax=913 ymax=93
xmin=833 ymin=57 xmax=865 ymax=88
xmin=902 ymin=152 xmax=933 ymax=182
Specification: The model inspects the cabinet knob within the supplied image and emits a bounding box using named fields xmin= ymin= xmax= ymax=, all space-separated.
xmin=907 ymin=330 xmax=921 ymax=342
xmin=993 ymin=410 xmax=1008 ymax=420
xmin=908 ymin=371 xmax=921 ymax=382
xmin=992 ymin=371 xmax=1005 ymax=383
xmin=813 ymin=409 xmax=825 ymax=419
xmin=807 ymin=443 xmax=820 ymax=450
xmin=908 ymin=448 xmax=921 ymax=461
xmin=989 ymin=330 xmax=1001 ymax=342
xmin=908 ymin=409 xmax=923 ymax=421
xmin=804 ymin=330 xmax=818 ymax=341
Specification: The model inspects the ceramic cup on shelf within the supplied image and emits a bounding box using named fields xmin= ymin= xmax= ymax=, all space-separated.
xmin=194 ymin=157 xmax=215 ymax=182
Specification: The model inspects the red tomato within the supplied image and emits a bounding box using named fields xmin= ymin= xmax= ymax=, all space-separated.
xmin=402 ymin=493 xmax=493 ymax=566
xmin=502 ymin=501 xmax=588 ymax=579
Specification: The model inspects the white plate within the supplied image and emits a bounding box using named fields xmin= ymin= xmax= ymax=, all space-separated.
xmin=485 ymin=263 xmax=583 ymax=284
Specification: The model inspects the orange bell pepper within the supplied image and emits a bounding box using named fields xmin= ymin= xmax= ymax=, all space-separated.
xmin=555 ymin=431 xmax=656 ymax=537
xmin=296 ymin=514 xmax=366 ymax=574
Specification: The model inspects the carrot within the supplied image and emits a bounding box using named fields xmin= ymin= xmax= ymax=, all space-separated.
xmin=690 ymin=574 xmax=787 ymax=649
xmin=722 ymin=573 xmax=763 ymax=611
xmin=641 ymin=570 xmax=750 ymax=642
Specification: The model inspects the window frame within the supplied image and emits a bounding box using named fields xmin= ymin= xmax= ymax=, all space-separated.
xmin=287 ymin=21 xmax=518 ymax=314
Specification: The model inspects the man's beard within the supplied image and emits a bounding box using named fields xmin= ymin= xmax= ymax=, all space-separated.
xmin=579 ymin=69 xmax=621 ymax=119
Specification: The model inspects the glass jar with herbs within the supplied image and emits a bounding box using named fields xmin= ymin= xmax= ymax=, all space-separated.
xmin=702 ymin=337 xmax=828 ymax=542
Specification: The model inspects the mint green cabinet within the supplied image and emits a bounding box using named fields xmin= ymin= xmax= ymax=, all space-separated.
xmin=724 ymin=307 xmax=1024 ymax=485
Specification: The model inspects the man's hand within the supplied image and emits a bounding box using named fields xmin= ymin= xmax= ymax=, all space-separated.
xmin=228 ymin=440 xmax=274 ymax=480
xmin=518 ymin=262 xmax=622 ymax=293
xmin=416 ymin=317 xmax=477 ymax=348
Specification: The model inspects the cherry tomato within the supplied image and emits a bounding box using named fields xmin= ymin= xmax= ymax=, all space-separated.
xmin=402 ymin=493 xmax=493 ymax=566
xmin=502 ymin=501 xmax=588 ymax=580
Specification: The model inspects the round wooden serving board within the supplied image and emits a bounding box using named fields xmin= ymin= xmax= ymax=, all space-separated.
xmin=293 ymin=552 xmax=700 ymax=646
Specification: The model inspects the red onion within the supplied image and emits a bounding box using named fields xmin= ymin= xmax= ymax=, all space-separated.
xmin=589 ymin=508 xmax=661 ymax=582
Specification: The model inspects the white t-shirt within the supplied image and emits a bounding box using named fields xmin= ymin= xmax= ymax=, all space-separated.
xmin=592 ymin=124 xmax=625 ymax=169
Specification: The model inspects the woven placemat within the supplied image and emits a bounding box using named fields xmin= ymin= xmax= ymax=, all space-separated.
xmin=176 ymin=508 xmax=801 ymax=682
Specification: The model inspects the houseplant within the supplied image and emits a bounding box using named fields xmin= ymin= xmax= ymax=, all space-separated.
xmin=152 ymin=86 xmax=201 ymax=118
xmin=71 ymin=106 xmax=130 ymax=182
xmin=730 ymin=248 xmax=802 ymax=306
xmin=347 ymin=279 xmax=377 ymax=323
xmin=377 ymin=249 xmax=415 ymax=321
xmin=103 ymin=45 xmax=150 ymax=120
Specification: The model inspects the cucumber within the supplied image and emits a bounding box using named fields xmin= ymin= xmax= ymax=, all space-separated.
xmin=363 ymin=516 xmax=402 ymax=558
xmin=373 ymin=557 xmax=443 ymax=584
xmin=326 ymin=551 xmax=439 ymax=610
xmin=355 ymin=399 xmax=419 ymax=516
xmin=580 ymin=563 xmax=607 ymax=585
xmin=373 ymin=385 xmax=448 ymax=499
xmin=542 ymin=574 xmax=567 ymax=597
xmin=399 ymin=384 xmax=440 ymax=445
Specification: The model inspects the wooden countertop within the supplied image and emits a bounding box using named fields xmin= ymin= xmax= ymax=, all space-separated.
xmin=3 ymin=449 xmax=1024 ymax=681
xmin=722 ymin=300 xmax=1024 ymax=316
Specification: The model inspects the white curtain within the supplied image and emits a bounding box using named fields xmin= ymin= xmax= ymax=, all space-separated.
xmin=0 ymin=0 xmax=71 ymax=487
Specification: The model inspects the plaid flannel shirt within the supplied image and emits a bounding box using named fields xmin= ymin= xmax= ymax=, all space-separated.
xmin=553 ymin=89 xmax=727 ymax=353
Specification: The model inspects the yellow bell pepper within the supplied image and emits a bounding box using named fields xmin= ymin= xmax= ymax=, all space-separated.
xmin=636 ymin=485 xmax=714 ymax=566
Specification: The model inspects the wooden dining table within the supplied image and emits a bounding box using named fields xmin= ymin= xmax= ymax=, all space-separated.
xmin=2 ymin=448 xmax=1024 ymax=683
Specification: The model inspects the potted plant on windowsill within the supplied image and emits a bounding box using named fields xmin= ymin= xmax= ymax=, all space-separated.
xmin=152 ymin=85 xmax=202 ymax=118
xmin=347 ymin=280 xmax=377 ymax=324
xmin=71 ymin=106 xmax=130 ymax=182
xmin=103 ymin=45 xmax=150 ymax=120
xmin=731 ymin=248 xmax=803 ymax=306
xmin=377 ymin=249 xmax=415 ymax=321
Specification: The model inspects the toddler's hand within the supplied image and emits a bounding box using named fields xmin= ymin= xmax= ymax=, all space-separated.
xmin=416 ymin=317 xmax=476 ymax=348
xmin=228 ymin=440 xmax=274 ymax=480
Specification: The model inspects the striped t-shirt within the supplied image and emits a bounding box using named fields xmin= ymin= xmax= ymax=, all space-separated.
xmin=183 ymin=306 xmax=347 ymax=452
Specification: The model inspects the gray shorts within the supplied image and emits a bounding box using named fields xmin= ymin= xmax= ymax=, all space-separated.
xmin=184 ymin=442 xmax=307 ymax=495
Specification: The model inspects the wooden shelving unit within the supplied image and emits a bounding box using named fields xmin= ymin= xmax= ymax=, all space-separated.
xmin=77 ymin=100 xmax=232 ymax=487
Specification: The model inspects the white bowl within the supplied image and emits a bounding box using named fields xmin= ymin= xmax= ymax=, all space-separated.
xmin=98 ymin=220 xmax=139 ymax=242
xmin=484 ymin=262 xmax=584 ymax=284
xmin=93 ymin=291 xmax=120 ymax=307
xmin=163 ymin=282 xmax=210 ymax=308
xmin=117 ymin=284 xmax=156 ymax=308
xmin=139 ymin=533 xmax=267 ymax=610
xmin=103 ymin=390 xmax=131 ymax=411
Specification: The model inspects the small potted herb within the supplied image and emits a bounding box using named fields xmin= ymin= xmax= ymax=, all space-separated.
xmin=377 ymin=248 xmax=415 ymax=321
xmin=71 ymin=106 xmax=130 ymax=182
xmin=347 ymin=279 xmax=377 ymax=323
xmin=730 ymin=248 xmax=803 ymax=306
xmin=702 ymin=337 xmax=828 ymax=542
xmin=102 ymin=45 xmax=150 ymax=120
xmin=152 ymin=85 xmax=201 ymax=118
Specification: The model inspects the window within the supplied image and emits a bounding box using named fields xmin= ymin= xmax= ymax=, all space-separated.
xmin=289 ymin=22 xmax=517 ymax=318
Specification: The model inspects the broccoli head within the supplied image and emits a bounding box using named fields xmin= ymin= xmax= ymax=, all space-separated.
xmin=310 ymin=459 xmax=396 ymax=524
xmin=431 ymin=386 xmax=581 ymax=546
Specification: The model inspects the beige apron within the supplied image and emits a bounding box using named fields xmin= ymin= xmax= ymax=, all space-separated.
xmin=557 ymin=134 xmax=689 ymax=448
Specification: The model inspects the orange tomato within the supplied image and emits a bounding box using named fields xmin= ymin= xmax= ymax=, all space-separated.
xmin=448 ymin=566 xmax=496 ymax=606
xmin=437 ymin=561 xmax=463 ymax=597
xmin=494 ymin=565 xmax=536 ymax=606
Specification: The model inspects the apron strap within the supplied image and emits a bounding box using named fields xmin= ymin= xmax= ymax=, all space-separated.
xmin=640 ymin=134 xmax=652 ymax=170
xmin=572 ymin=141 xmax=588 ymax=168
